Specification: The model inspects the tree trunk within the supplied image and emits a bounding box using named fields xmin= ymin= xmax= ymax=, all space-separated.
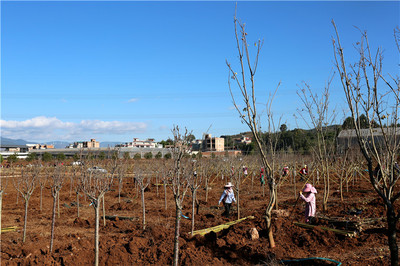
xmin=94 ymin=203 xmax=100 ymax=266
xmin=40 ymin=187 xmax=43 ymax=212
xmin=57 ymin=192 xmax=60 ymax=218
xmin=251 ymin=173 xmax=254 ymax=193
xmin=0 ymin=193 xmax=3 ymax=241
xmin=141 ymin=188 xmax=146 ymax=230
xmin=102 ymin=195 xmax=106 ymax=227
xmin=191 ymin=189 xmax=195 ymax=235
xmin=387 ymin=207 xmax=399 ymax=266
xmin=164 ymin=181 xmax=167 ymax=210
xmin=50 ymin=192 xmax=57 ymax=252
xmin=237 ymin=189 xmax=240 ymax=219
xmin=70 ymin=176 xmax=73 ymax=197
xmin=293 ymin=167 xmax=297 ymax=199
xmin=76 ymin=192 xmax=80 ymax=218
xmin=340 ymin=174 xmax=343 ymax=202
xmin=23 ymin=199 xmax=29 ymax=242
xmin=156 ymin=175 xmax=159 ymax=197
xmin=173 ymin=206 xmax=181 ymax=266
xmin=265 ymin=187 xmax=276 ymax=248
xmin=205 ymin=178 xmax=209 ymax=202
xmin=118 ymin=180 xmax=122 ymax=203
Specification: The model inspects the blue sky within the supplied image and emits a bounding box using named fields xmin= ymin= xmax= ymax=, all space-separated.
xmin=1 ymin=1 xmax=399 ymax=143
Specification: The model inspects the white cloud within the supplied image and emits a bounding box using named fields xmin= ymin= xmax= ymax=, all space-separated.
xmin=0 ymin=116 xmax=148 ymax=141
xmin=127 ymin=98 xmax=139 ymax=103
xmin=158 ymin=125 xmax=169 ymax=131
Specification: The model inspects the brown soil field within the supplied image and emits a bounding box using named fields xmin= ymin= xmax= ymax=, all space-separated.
xmin=0 ymin=162 xmax=396 ymax=265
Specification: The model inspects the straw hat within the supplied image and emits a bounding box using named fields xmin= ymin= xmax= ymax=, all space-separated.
xmin=224 ymin=182 xmax=234 ymax=188
xmin=303 ymin=183 xmax=317 ymax=193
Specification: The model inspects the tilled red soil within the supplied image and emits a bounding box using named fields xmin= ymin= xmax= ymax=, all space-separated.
xmin=0 ymin=165 xmax=395 ymax=265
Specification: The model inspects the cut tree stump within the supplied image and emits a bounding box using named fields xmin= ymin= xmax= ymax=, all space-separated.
xmin=191 ymin=216 xmax=255 ymax=236
xmin=294 ymin=222 xmax=356 ymax=237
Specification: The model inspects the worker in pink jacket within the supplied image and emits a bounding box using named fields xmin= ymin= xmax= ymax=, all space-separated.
xmin=299 ymin=183 xmax=317 ymax=223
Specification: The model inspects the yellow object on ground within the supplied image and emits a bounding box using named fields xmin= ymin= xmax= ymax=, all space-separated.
xmin=294 ymin=222 xmax=356 ymax=237
xmin=1 ymin=226 xmax=17 ymax=233
xmin=191 ymin=216 xmax=255 ymax=236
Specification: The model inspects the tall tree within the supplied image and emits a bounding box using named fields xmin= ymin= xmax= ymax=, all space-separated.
xmin=169 ymin=126 xmax=192 ymax=266
xmin=49 ymin=164 xmax=66 ymax=252
xmin=79 ymin=156 xmax=116 ymax=266
xmin=226 ymin=9 xmax=280 ymax=248
xmin=333 ymin=20 xmax=400 ymax=266
xmin=297 ymin=81 xmax=336 ymax=212
xmin=13 ymin=165 xmax=40 ymax=242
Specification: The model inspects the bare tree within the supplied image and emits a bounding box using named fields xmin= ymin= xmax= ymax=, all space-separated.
xmin=297 ymin=81 xmax=336 ymax=212
xmin=161 ymin=161 xmax=171 ymax=210
xmin=50 ymin=163 xmax=66 ymax=252
xmin=226 ymin=11 xmax=279 ymax=248
xmin=79 ymin=159 xmax=115 ymax=266
xmin=134 ymin=165 xmax=151 ymax=230
xmin=230 ymin=158 xmax=243 ymax=219
xmin=13 ymin=165 xmax=40 ymax=242
xmin=332 ymin=20 xmax=400 ymax=266
xmin=38 ymin=168 xmax=49 ymax=212
xmin=116 ymin=162 xmax=127 ymax=204
xmin=169 ymin=126 xmax=192 ymax=266
xmin=188 ymin=160 xmax=202 ymax=235
xmin=0 ymin=166 xmax=8 ymax=256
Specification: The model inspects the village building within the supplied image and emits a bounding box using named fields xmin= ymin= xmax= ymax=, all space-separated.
xmin=336 ymin=128 xmax=400 ymax=154
xmin=202 ymin=134 xmax=225 ymax=152
xmin=116 ymin=138 xmax=162 ymax=149
xmin=67 ymin=139 xmax=100 ymax=149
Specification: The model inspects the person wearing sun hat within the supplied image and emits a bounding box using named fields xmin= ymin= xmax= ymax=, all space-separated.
xmin=299 ymin=183 xmax=317 ymax=223
xmin=218 ymin=182 xmax=236 ymax=218
xmin=299 ymin=164 xmax=308 ymax=181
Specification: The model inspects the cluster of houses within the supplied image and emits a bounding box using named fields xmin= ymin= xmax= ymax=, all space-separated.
xmin=3 ymin=128 xmax=396 ymax=161
xmin=0 ymin=134 xmax=251 ymax=160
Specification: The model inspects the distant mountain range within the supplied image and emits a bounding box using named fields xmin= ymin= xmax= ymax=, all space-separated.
xmin=0 ymin=137 xmax=122 ymax=149
xmin=0 ymin=137 xmax=29 ymax=146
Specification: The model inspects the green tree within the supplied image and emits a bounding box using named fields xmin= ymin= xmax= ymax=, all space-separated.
xmin=43 ymin=152 xmax=53 ymax=162
xmin=7 ymin=154 xmax=19 ymax=164
xmin=134 ymin=153 xmax=142 ymax=160
xmin=111 ymin=151 xmax=119 ymax=160
xmin=56 ymin=153 xmax=66 ymax=161
xmin=197 ymin=152 xmax=202 ymax=159
xmin=144 ymin=152 xmax=153 ymax=159
xmin=155 ymin=151 xmax=162 ymax=159
xmin=0 ymin=154 xmax=3 ymax=164
xmin=160 ymin=138 xmax=173 ymax=147
xmin=123 ymin=152 xmax=131 ymax=160
xmin=211 ymin=153 xmax=216 ymax=159
xmin=187 ymin=134 xmax=196 ymax=142
xmin=73 ymin=153 xmax=80 ymax=161
xmin=280 ymin=124 xmax=288 ymax=132
xmin=164 ymin=153 xmax=171 ymax=159
xmin=98 ymin=152 xmax=106 ymax=160
xmin=26 ymin=153 xmax=36 ymax=162
xmin=342 ymin=116 xmax=354 ymax=129
xmin=222 ymin=135 xmax=234 ymax=149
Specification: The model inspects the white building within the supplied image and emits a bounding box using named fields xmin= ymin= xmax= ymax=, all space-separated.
xmin=117 ymin=138 xmax=162 ymax=149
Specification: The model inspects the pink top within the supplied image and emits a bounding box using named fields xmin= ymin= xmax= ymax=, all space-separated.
xmin=300 ymin=192 xmax=316 ymax=222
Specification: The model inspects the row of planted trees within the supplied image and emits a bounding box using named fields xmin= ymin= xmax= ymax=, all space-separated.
xmin=1 ymin=139 xmax=369 ymax=265
xmin=226 ymin=6 xmax=400 ymax=265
